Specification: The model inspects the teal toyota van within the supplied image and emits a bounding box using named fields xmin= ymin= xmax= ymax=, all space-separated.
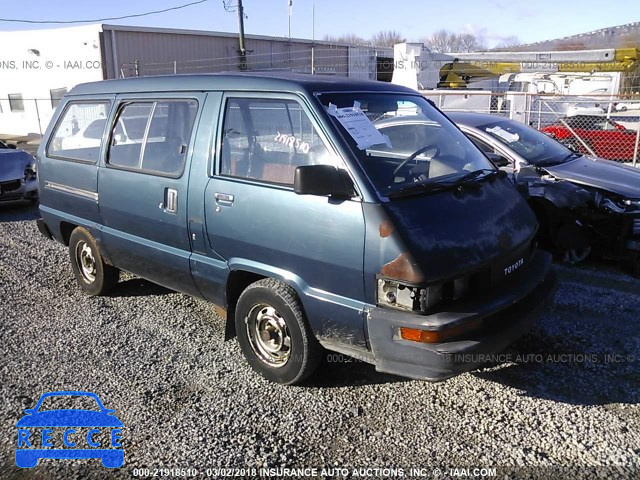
xmin=36 ymin=73 xmax=556 ymax=384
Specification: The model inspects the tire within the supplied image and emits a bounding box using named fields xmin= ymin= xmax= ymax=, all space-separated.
xmin=69 ymin=227 xmax=119 ymax=296
xmin=235 ymin=278 xmax=322 ymax=385
xmin=554 ymin=220 xmax=591 ymax=264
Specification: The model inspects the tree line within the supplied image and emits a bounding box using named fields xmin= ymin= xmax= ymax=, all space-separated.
xmin=323 ymin=29 xmax=520 ymax=52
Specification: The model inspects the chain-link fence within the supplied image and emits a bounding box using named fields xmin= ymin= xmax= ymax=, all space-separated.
xmin=425 ymin=91 xmax=640 ymax=166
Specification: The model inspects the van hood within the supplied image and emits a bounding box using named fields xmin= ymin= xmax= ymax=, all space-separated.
xmin=382 ymin=177 xmax=537 ymax=283
xmin=545 ymin=156 xmax=640 ymax=199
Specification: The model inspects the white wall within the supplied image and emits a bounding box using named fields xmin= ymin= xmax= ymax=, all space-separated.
xmin=0 ymin=24 xmax=103 ymax=137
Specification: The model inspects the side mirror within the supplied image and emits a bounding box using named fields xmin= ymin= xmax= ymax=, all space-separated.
xmin=485 ymin=151 xmax=511 ymax=168
xmin=294 ymin=164 xmax=354 ymax=198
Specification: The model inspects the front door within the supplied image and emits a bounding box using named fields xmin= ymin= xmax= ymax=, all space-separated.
xmin=204 ymin=94 xmax=367 ymax=346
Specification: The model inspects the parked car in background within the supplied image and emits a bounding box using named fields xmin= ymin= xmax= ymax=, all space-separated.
xmin=449 ymin=112 xmax=640 ymax=275
xmin=614 ymin=102 xmax=640 ymax=112
xmin=0 ymin=140 xmax=38 ymax=204
xmin=540 ymin=115 xmax=638 ymax=162
xmin=566 ymin=103 xmax=605 ymax=117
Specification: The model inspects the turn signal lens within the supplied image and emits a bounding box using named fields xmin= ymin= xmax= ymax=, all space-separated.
xmin=399 ymin=319 xmax=483 ymax=344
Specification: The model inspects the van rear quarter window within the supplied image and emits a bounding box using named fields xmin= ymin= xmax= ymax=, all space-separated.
xmin=107 ymin=100 xmax=198 ymax=176
xmin=47 ymin=101 xmax=111 ymax=163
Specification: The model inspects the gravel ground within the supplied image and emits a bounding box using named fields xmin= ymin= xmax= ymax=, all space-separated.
xmin=1 ymin=203 xmax=639 ymax=480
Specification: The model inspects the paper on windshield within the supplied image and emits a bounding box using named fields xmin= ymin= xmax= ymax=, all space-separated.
xmin=486 ymin=126 xmax=519 ymax=143
xmin=327 ymin=102 xmax=391 ymax=150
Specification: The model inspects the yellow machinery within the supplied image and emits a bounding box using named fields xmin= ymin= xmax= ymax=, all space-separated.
xmin=437 ymin=48 xmax=640 ymax=90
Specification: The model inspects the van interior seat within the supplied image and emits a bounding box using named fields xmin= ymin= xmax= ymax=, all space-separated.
xmin=261 ymin=163 xmax=297 ymax=184
xmin=223 ymin=142 xmax=313 ymax=185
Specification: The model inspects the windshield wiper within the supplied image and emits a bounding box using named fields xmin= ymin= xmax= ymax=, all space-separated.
xmin=387 ymin=169 xmax=501 ymax=199
xmin=441 ymin=168 xmax=497 ymax=185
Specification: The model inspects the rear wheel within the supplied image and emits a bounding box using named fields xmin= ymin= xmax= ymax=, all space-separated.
xmin=235 ymin=278 xmax=322 ymax=385
xmin=69 ymin=227 xmax=119 ymax=296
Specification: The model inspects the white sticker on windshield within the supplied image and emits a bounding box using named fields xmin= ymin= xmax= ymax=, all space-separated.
xmin=486 ymin=126 xmax=520 ymax=143
xmin=327 ymin=102 xmax=391 ymax=150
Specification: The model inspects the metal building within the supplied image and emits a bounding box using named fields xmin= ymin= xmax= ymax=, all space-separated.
xmin=101 ymin=24 xmax=392 ymax=79
xmin=0 ymin=24 xmax=392 ymax=138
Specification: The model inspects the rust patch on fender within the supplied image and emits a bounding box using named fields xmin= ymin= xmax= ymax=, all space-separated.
xmin=379 ymin=220 xmax=394 ymax=238
xmin=380 ymin=252 xmax=425 ymax=283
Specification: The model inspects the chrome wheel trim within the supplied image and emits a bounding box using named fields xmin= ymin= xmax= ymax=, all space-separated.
xmin=75 ymin=241 xmax=97 ymax=283
xmin=245 ymin=304 xmax=291 ymax=368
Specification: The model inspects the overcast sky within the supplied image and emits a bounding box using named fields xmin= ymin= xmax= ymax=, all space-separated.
xmin=0 ymin=0 xmax=638 ymax=47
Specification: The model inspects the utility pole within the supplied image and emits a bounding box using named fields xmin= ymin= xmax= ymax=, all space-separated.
xmin=237 ymin=0 xmax=247 ymax=70
xmin=311 ymin=3 xmax=315 ymax=74
xmin=288 ymin=0 xmax=292 ymax=69
xmin=288 ymin=0 xmax=292 ymax=40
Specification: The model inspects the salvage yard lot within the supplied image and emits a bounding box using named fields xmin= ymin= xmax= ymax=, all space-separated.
xmin=1 ymin=204 xmax=639 ymax=479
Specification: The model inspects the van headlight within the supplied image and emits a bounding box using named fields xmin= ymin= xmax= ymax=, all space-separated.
xmin=376 ymin=251 xmax=438 ymax=312
xmin=377 ymin=278 xmax=442 ymax=312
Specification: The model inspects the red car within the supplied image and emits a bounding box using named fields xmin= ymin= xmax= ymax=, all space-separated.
xmin=541 ymin=115 xmax=638 ymax=162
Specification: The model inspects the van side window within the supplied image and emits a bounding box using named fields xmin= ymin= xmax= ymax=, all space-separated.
xmin=47 ymin=101 xmax=111 ymax=162
xmin=107 ymin=100 xmax=198 ymax=176
xmin=220 ymin=98 xmax=334 ymax=185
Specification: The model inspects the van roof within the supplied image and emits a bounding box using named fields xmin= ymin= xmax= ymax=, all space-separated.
xmin=68 ymin=72 xmax=417 ymax=96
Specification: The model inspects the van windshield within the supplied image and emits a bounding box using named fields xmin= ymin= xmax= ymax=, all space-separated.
xmin=317 ymin=92 xmax=494 ymax=195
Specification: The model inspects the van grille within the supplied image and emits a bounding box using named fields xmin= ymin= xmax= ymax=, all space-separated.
xmin=633 ymin=218 xmax=640 ymax=236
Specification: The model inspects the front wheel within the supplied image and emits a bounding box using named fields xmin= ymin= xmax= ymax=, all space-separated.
xmin=235 ymin=278 xmax=322 ymax=385
xmin=554 ymin=221 xmax=592 ymax=265
xmin=69 ymin=227 xmax=119 ymax=296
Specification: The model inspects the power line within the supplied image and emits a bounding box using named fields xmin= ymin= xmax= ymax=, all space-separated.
xmin=0 ymin=0 xmax=209 ymax=24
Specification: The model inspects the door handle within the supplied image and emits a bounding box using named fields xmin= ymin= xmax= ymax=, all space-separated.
xmin=215 ymin=192 xmax=234 ymax=206
xmin=162 ymin=187 xmax=178 ymax=214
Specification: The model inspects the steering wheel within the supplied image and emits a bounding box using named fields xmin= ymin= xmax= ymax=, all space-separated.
xmin=393 ymin=144 xmax=440 ymax=176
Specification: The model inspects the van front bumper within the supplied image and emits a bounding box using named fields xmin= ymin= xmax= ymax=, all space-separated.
xmin=367 ymin=250 xmax=556 ymax=381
